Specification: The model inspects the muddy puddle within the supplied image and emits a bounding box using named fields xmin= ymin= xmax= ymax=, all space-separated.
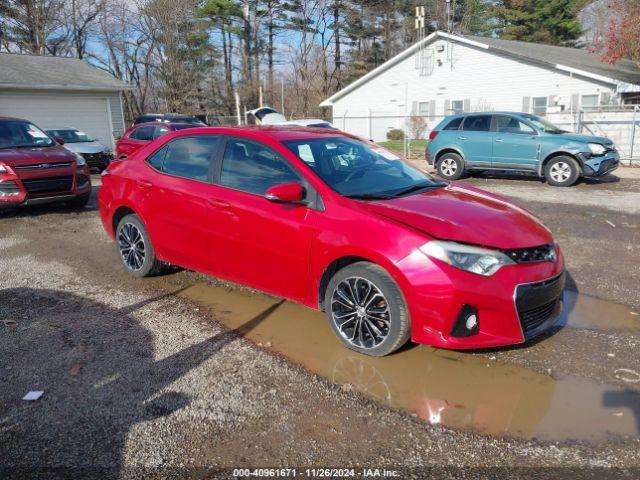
xmin=180 ymin=283 xmax=640 ymax=442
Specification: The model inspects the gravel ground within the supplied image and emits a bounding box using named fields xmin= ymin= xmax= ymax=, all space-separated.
xmin=1 ymin=171 xmax=640 ymax=479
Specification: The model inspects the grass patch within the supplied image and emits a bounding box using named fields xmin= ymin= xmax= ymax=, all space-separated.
xmin=378 ymin=140 xmax=427 ymax=160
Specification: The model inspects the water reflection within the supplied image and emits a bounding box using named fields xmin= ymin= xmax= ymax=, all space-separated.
xmin=181 ymin=282 xmax=640 ymax=442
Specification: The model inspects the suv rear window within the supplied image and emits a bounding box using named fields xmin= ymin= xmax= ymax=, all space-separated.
xmin=443 ymin=117 xmax=463 ymax=130
xmin=462 ymin=115 xmax=491 ymax=132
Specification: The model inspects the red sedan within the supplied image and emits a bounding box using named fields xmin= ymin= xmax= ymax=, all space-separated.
xmin=115 ymin=122 xmax=199 ymax=158
xmin=99 ymin=126 xmax=564 ymax=356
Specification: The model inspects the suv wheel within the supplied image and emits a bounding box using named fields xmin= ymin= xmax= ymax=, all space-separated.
xmin=324 ymin=262 xmax=411 ymax=357
xmin=116 ymin=214 xmax=164 ymax=277
xmin=437 ymin=153 xmax=464 ymax=180
xmin=545 ymin=156 xmax=580 ymax=187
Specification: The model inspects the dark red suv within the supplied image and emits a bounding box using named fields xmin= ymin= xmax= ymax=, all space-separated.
xmin=0 ymin=117 xmax=91 ymax=209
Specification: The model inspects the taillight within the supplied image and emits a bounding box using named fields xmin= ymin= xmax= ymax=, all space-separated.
xmin=429 ymin=130 xmax=440 ymax=141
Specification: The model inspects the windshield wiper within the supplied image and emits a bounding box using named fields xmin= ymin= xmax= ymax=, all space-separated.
xmin=392 ymin=182 xmax=447 ymax=197
xmin=344 ymin=192 xmax=395 ymax=200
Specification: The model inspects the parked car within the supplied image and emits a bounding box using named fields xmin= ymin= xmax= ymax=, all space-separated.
xmin=132 ymin=113 xmax=206 ymax=127
xmin=116 ymin=122 xmax=200 ymax=158
xmin=247 ymin=107 xmax=337 ymax=129
xmin=426 ymin=112 xmax=620 ymax=186
xmin=99 ymin=126 xmax=564 ymax=356
xmin=0 ymin=117 xmax=91 ymax=209
xmin=46 ymin=127 xmax=113 ymax=172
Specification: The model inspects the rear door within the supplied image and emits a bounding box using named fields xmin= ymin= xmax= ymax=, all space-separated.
xmin=491 ymin=115 xmax=539 ymax=170
xmin=138 ymin=135 xmax=222 ymax=272
xmin=204 ymin=136 xmax=317 ymax=301
xmin=459 ymin=115 xmax=493 ymax=165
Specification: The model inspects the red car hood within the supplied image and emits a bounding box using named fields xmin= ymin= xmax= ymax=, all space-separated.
xmin=0 ymin=145 xmax=74 ymax=167
xmin=362 ymin=184 xmax=552 ymax=249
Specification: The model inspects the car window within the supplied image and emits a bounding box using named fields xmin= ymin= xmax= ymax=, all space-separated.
xmin=162 ymin=136 xmax=220 ymax=181
xmin=493 ymin=116 xmax=536 ymax=135
xmin=443 ymin=117 xmax=463 ymax=130
xmin=153 ymin=125 xmax=170 ymax=139
xmin=130 ymin=126 xmax=154 ymax=141
xmin=220 ymin=138 xmax=300 ymax=195
xmin=0 ymin=121 xmax=55 ymax=148
xmin=283 ymin=137 xmax=444 ymax=198
xmin=146 ymin=146 xmax=167 ymax=171
xmin=462 ymin=115 xmax=491 ymax=132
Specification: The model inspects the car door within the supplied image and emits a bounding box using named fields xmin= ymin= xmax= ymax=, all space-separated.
xmin=459 ymin=115 xmax=493 ymax=165
xmin=491 ymin=115 xmax=539 ymax=170
xmin=137 ymin=135 xmax=222 ymax=273
xmin=205 ymin=136 xmax=318 ymax=301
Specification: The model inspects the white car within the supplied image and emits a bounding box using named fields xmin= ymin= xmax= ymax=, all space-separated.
xmin=247 ymin=107 xmax=337 ymax=130
xmin=46 ymin=127 xmax=113 ymax=172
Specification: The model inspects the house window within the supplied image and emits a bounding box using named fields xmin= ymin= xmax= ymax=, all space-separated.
xmin=451 ymin=100 xmax=464 ymax=114
xmin=532 ymin=97 xmax=547 ymax=116
xmin=581 ymin=94 xmax=599 ymax=109
xmin=418 ymin=102 xmax=430 ymax=115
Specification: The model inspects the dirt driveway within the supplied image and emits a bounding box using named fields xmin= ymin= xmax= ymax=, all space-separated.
xmin=1 ymin=169 xmax=639 ymax=479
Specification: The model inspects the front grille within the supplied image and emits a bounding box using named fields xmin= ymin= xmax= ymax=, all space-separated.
xmin=515 ymin=273 xmax=565 ymax=338
xmin=599 ymin=158 xmax=618 ymax=173
xmin=81 ymin=152 xmax=112 ymax=167
xmin=519 ymin=299 xmax=559 ymax=332
xmin=503 ymin=244 xmax=555 ymax=264
xmin=13 ymin=162 xmax=72 ymax=171
xmin=22 ymin=176 xmax=73 ymax=195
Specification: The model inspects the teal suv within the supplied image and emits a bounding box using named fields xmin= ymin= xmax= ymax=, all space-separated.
xmin=426 ymin=112 xmax=620 ymax=187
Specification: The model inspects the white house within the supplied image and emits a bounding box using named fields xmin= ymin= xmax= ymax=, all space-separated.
xmin=0 ymin=53 xmax=130 ymax=149
xmin=320 ymin=31 xmax=640 ymax=142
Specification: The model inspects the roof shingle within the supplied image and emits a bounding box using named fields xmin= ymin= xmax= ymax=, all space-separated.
xmin=0 ymin=53 xmax=129 ymax=91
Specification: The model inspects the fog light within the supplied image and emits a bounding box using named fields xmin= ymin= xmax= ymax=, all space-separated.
xmin=465 ymin=314 xmax=478 ymax=330
xmin=451 ymin=304 xmax=480 ymax=337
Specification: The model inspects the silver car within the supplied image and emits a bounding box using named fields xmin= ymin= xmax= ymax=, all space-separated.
xmin=46 ymin=127 xmax=114 ymax=172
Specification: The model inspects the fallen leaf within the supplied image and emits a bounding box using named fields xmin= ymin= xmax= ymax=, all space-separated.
xmin=69 ymin=363 xmax=83 ymax=376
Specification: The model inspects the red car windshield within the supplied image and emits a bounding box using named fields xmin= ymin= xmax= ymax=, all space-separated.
xmin=283 ymin=137 xmax=445 ymax=199
xmin=0 ymin=121 xmax=55 ymax=149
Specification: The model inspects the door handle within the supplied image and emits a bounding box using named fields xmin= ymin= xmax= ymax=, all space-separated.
xmin=457 ymin=136 xmax=467 ymax=140
xmin=495 ymin=138 xmax=503 ymax=142
xmin=207 ymin=198 xmax=230 ymax=209
xmin=136 ymin=179 xmax=153 ymax=188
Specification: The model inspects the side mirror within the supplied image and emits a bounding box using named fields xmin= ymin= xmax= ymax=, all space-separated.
xmin=54 ymin=137 xmax=65 ymax=146
xmin=265 ymin=182 xmax=305 ymax=204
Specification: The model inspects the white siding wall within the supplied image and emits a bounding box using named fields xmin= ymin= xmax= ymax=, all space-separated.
xmin=331 ymin=39 xmax=616 ymax=141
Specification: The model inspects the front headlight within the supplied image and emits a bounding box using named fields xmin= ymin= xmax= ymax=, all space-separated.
xmin=420 ymin=240 xmax=515 ymax=276
xmin=74 ymin=152 xmax=86 ymax=166
xmin=587 ymin=143 xmax=606 ymax=155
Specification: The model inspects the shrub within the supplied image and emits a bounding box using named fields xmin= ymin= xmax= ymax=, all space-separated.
xmin=386 ymin=128 xmax=405 ymax=141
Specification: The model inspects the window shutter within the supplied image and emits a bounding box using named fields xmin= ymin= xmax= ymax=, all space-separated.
xmin=429 ymin=100 xmax=436 ymax=119
xmin=411 ymin=101 xmax=418 ymax=115
xmin=463 ymin=98 xmax=471 ymax=112
xmin=600 ymin=92 xmax=611 ymax=105
xmin=548 ymin=95 xmax=555 ymax=107
xmin=444 ymin=99 xmax=450 ymax=114
xmin=570 ymin=93 xmax=579 ymax=110
xmin=521 ymin=96 xmax=530 ymax=113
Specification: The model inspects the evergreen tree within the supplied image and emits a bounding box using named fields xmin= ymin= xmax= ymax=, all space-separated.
xmin=493 ymin=0 xmax=587 ymax=45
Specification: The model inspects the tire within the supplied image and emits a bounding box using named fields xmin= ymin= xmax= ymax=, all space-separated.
xmin=545 ymin=156 xmax=580 ymax=187
xmin=324 ymin=262 xmax=411 ymax=357
xmin=436 ymin=152 xmax=465 ymax=180
xmin=67 ymin=191 xmax=90 ymax=209
xmin=115 ymin=214 xmax=164 ymax=277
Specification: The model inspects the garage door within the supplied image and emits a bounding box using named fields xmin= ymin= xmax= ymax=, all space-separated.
xmin=0 ymin=95 xmax=113 ymax=149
